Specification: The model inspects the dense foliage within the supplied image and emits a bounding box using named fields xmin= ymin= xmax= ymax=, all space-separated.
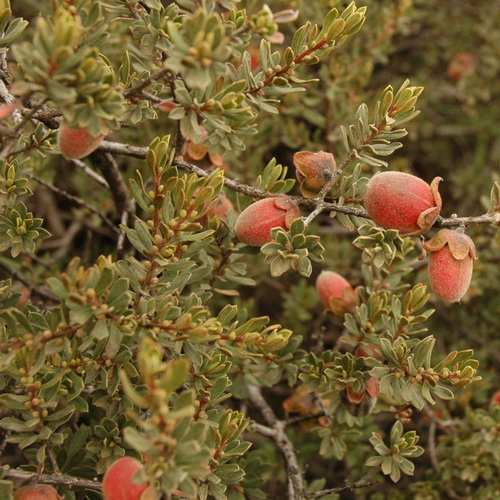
xmin=0 ymin=1 xmax=499 ymax=499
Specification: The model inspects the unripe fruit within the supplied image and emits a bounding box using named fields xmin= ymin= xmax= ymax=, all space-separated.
xmin=102 ymin=457 xmax=156 ymax=500
xmin=316 ymin=270 xmax=359 ymax=316
xmin=14 ymin=484 xmax=61 ymax=500
xmin=234 ymin=196 xmax=300 ymax=246
xmin=423 ymin=229 xmax=477 ymax=302
xmin=363 ymin=171 xmax=442 ymax=236
xmin=293 ymin=151 xmax=336 ymax=198
xmin=57 ymin=122 xmax=108 ymax=159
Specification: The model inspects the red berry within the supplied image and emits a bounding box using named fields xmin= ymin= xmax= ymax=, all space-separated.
xmin=423 ymin=229 xmax=477 ymax=302
xmin=316 ymin=270 xmax=359 ymax=316
xmin=102 ymin=457 xmax=155 ymax=500
xmin=57 ymin=122 xmax=108 ymax=159
xmin=234 ymin=196 xmax=300 ymax=246
xmin=363 ymin=171 xmax=442 ymax=236
xmin=14 ymin=484 xmax=61 ymax=500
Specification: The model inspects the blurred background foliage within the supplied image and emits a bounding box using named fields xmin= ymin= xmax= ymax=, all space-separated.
xmin=3 ymin=0 xmax=500 ymax=499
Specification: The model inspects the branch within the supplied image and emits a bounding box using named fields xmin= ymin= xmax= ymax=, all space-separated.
xmin=0 ymin=259 xmax=59 ymax=303
xmin=28 ymin=174 xmax=120 ymax=236
xmin=89 ymin=150 xmax=136 ymax=250
xmin=306 ymin=467 xmax=380 ymax=498
xmin=123 ymin=68 xmax=171 ymax=99
xmin=246 ymin=38 xmax=330 ymax=95
xmin=248 ymin=385 xmax=305 ymax=500
xmin=2 ymin=467 xmax=101 ymax=492
xmin=302 ymin=154 xmax=356 ymax=227
xmin=96 ymin=139 xmax=499 ymax=230
xmin=71 ymin=159 xmax=110 ymax=189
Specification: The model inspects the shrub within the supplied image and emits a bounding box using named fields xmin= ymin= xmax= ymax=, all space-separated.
xmin=0 ymin=1 xmax=499 ymax=499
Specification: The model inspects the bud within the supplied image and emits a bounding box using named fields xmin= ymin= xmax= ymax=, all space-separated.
xmin=57 ymin=121 xmax=108 ymax=159
xmin=293 ymin=150 xmax=336 ymax=198
xmin=363 ymin=171 xmax=442 ymax=236
xmin=234 ymin=196 xmax=300 ymax=246
xmin=316 ymin=270 xmax=359 ymax=316
xmin=423 ymin=229 xmax=477 ymax=302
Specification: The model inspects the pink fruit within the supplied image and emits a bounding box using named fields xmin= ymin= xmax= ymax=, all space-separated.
xmin=102 ymin=457 xmax=155 ymax=500
xmin=0 ymin=103 xmax=17 ymax=119
xmin=205 ymin=193 xmax=234 ymax=222
xmin=423 ymin=229 xmax=477 ymax=302
xmin=57 ymin=122 xmax=108 ymax=159
xmin=491 ymin=390 xmax=500 ymax=406
xmin=293 ymin=151 xmax=336 ymax=198
xmin=316 ymin=270 xmax=359 ymax=316
xmin=234 ymin=196 xmax=300 ymax=246
xmin=14 ymin=484 xmax=61 ymax=500
xmin=363 ymin=171 xmax=442 ymax=236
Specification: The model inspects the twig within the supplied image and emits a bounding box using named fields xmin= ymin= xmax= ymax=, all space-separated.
xmin=117 ymin=209 xmax=129 ymax=252
xmin=303 ymin=154 xmax=356 ymax=227
xmin=246 ymin=38 xmax=331 ymax=95
xmin=251 ymin=422 xmax=275 ymax=438
xmin=71 ymin=159 xmax=110 ymax=189
xmin=0 ymin=259 xmax=59 ymax=303
xmin=2 ymin=467 xmax=101 ymax=492
xmin=422 ymin=402 xmax=458 ymax=431
xmin=248 ymin=385 xmax=305 ymax=500
xmin=27 ymin=174 xmax=120 ymax=236
xmin=95 ymin=140 xmax=500 ymax=229
xmin=89 ymin=150 xmax=136 ymax=228
xmin=46 ymin=446 xmax=60 ymax=474
xmin=306 ymin=467 xmax=380 ymax=498
xmin=123 ymin=68 xmax=170 ymax=99
xmin=428 ymin=421 xmax=440 ymax=471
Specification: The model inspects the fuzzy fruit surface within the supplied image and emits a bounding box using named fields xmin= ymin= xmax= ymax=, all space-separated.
xmin=293 ymin=150 xmax=336 ymax=198
xmin=14 ymin=484 xmax=61 ymax=500
xmin=234 ymin=196 xmax=300 ymax=246
xmin=316 ymin=270 xmax=358 ymax=316
xmin=424 ymin=229 xmax=477 ymax=302
xmin=102 ymin=457 xmax=149 ymax=500
xmin=57 ymin=123 xmax=106 ymax=159
xmin=363 ymin=171 xmax=442 ymax=236
xmin=427 ymin=248 xmax=473 ymax=302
